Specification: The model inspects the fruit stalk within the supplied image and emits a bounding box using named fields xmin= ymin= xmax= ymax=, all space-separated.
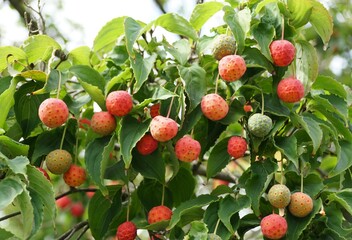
xmin=59 ymin=123 xmax=68 ymax=150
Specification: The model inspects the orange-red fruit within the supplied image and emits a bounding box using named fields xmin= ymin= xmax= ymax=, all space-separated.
xmin=136 ymin=134 xmax=158 ymax=155
xmin=70 ymin=202 xmax=84 ymax=217
xmin=212 ymin=179 xmax=229 ymax=189
xmin=150 ymin=103 xmax=160 ymax=118
xmin=106 ymin=90 xmax=133 ymax=117
xmin=227 ymin=136 xmax=247 ymax=159
xmin=63 ymin=164 xmax=86 ymax=187
xmin=175 ymin=136 xmax=201 ymax=162
xmin=148 ymin=205 xmax=173 ymax=224
xmin=90 ymin=111 xmax=116 ymax=136
xmin=38 ymin=98 xmax=69 ymax=128
xmin=218 ymin=55 xmax=246 ymax=82
xmin=79 ymin=118 xmax=91 ymax=130
xmin=56 ymin=195 xmax=71 ymax=209
xmin=288 ymin=192 xmax=313 ymax=217
xmin=116 ymin=221 xmax=137 ymax=240
xmin=37 ymin=167 xmax=50 ymax=181
xmin=270 ymin=40 xmax=296 ymax=67
xmin=277 ymin=77 xmax=305 ymax=103
xmin=150 ymin=116 xmax=178 ymax=142
xmin=243 ymin=104 xmax=252 ymax=112
xmin=201 ymin=94 xmax=229 ymax=121
xmin=260 ymin=213 xmax=288 ymax=239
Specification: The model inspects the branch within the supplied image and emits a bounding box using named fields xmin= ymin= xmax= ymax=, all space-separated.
xmin=153 ymin=0 xmax=167 ymax=14
xmin=58 ymin=220 xmax=89 ymax=240
xmin=8 ymin=0 xmax=39 ymax=34
xmin=193 ymin=164 xmax=238 ymax=183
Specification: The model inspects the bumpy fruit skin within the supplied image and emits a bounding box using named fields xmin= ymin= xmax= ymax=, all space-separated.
xmin=248 ymin=113 xmax=273 ymax=137
xmin=56 ymin=196 xmax=71 ymax=209
xmin=45 ymin=149 xmax=72 ymax=174
xmin=243 ymin=104 xmax=252 ymax=112
xmin=136 ymin=134 xmax=158 ymax=155
xmin=212 ymin=34 xmax=236 ymax=60
xmin=175 ymin=136 xmax=201 ymax=162
xmin=150 ymin=116 xmax=178 ymax=142
xmin=227 ymin=136 xmax=247 ymax=159
xmin=148 ymin=205 xmax=173 ymax=224
xmin=90 ymin=111 xmax=116 ymax=136
xmin=289 ymin=192 xmax=313 ymax=217
xmin=218 ymin=55 xmax=246 ymax=82
xmin=38 ymin=98 xmax=69 ymax=128
xmin=277 ymin=77 xmax=305 ymax=103
xmin=63 ymin=164 xmax=86 ymax=187
xmin=270 ymin=40 xmax=296 ymax=67
xmin=37 ymin=167 xmax=50 ymax=181
xmin=260 ymin=214 xmax=288 ymax=239
xmin=70 ymin=202 xmax=84 ymax=217
xmin=150 ymin=103 xmax=160 ymax=118
xmin=106 ymin=90 xmax=133 ymax=117
xmin=268 ymin=184 xmax=291 ymax=209
xmin=116 ymin=221 xmax=137 ymax=240
xmin=201 ymin=94 xmax=229 ymax=121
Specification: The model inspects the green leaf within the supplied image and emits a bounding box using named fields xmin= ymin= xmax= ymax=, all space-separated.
xmin=68 ymin=46 xmax=91 ymax=65
xmin=251 ymin=22 xmax=275 ymax=61
xmin=309 ymin=0 xmax=333 ymax=46
xmin=327 ymin=189 xmax=352 ymax=216
xmin=130 ymin=52 xmax=157 ymax=94
xmin=0 ymin=77 xmax=18 ymax=129
xmin=154 ymin=13 xmax=198 ymax=40
xmin=0 ymin=46 xmax=27 ymax=72
xmin=105 ymin=68 xmax=132 ymax=94
xmin=324 ymin=203 xmax=352 ymax=238
xmin=329 ymin=141 xmax=352 ymax=177
xmin=295 ymin=40 xmax=319 ymax=92
xmin=16 ymin=186 xmax=34 ymax=239
xmin=312 ymin=75 xmax=347 ymax=99
xmin=119 ymin=116 xmax=151 ymax=168
xmin=0 ymin=176 xmax=23 ymax=210
xmin=187 ymin=221 xmax=208 ymax=240
xmin=32 ymin=69 xmax=67 ymax=95
xmin=263 ymin=93 xmax=290 ymax=116
xmin=163 ymin=39 xmax=191 ymax=66
xmin=93 ymin=17 xmax=126 ymax=55
xmin=206 ymin=137 xmax=232 ymax=179
xmin=189 ymin=2 xmax=224 ymax=31
xmin=274 ymin=136 xmax=299 ymax=169
xmin=285 ymin=171 xmax=324 ymax=196
xmin=178 ymin=65 xmax=206 ymax=112
xmin=255 ymin=0 xmax=278 ymax=13
xmin=124 ymin=17 xmax=143 ymax=58
xmin=242 ymin=47 xmax=273 ymax=72
xmin=168 ymin=167 xmax=196 ymax=207
xmin=0 ymin=135 xmax=29 ymax=158
xmin=312 ymin=94 xmax=348 ymax=124
xmin=6 ymin=156 xmax=29 ymax=177
xmin=287 ymin=0 xmax=313 ymax=28
xmin=0 ymin=228 xmax=15 ymax=239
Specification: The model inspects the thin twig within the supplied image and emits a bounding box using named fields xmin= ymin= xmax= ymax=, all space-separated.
xmin=58 ymin=220 xmax=89 ymax=240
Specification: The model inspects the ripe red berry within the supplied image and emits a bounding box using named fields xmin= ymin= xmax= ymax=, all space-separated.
xmin=56 ymin=195 xmax=71 ymax=209
xmin=116 ymin=221 xmax=137 ymax=240
xmin=148 ymin=205 xmax=173 ymax=224
xmin=86 ymin=185 xmax=96 ymax=199
xmin=79 ymin=118 xmax=91 ymax=130
xmin=37 ymin=167 xmax=50 ymax=181
xmin=150 ymin=103 xmax=160 ymax=118
xmin=175 ymin=136 xmax=201 ymax=162
xmin=63 ymin=164 xmax=86 ymax=187
xmin=288 ymin=192 xmax=313 ymax=217
xmin=201 ymin=94 xmax=229 ymax=121
xmin=38 ymin=98 xmax=69 ymax=128
xmin=270 ymin=40 xmax=296 ymax=67
xmin=243 ymin=104 xmax=252 ymax=112
xmin=150 ymin=116 xmax=178 ymax=142
xmin=90 ymin=111 xmax=116 ymax=136
xmin=212 ymin=179 xmax=229 ymax=189
xmin=106 ymin=90 xmax=133 ymax=117
xmin=218 ymin=55 xmax=246 ymax=82
xmin=277 ymin=77 xmax=305 ymax=103
xmin=227 ymin=136 xmax=247 ymax=159
xmin=260 ymin=213 xmax=287 ymax=239
xmin=70 ymin=202 xmax=84 ymax=217
xmin=136 ymin=134 xmax=158 ymax=155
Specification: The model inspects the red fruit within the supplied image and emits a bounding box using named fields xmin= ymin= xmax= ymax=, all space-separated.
xmin=136 ymin=134 xmax=158 ymax=155
xmin=106 ymin=90 xmax=133 ymax=117
xmin=243 ymin=104 xmax=252 ymax=112
xmin=150 ymin=103 xmax=160 ymax=118
xmin=218 ymin=55 xmax=246 ymax=82
xmin=201 ymin=94 xmax=229 ymax=121
xmin=86 ymin=185 xmax=96 ymax=198
xmin=175 ymin=136 xmax=201 ymax=162
xmin=37 ymin=167 xmax=50 ymax=181
xmin=90 ymin=111 xmax=116 ymax=136
xmin=277 ymin=77 xmax=305 ymax=103
xmin=150 ymin=116 xmax=178 ymax=142
xmin=227 ymin=136 xmax=247 ymax=159
xmin=212 ymin=179 xmax=229 ymax=189
xmin=260 ymin=213 xmax=287 ymax=239
xmin=270 ymin=39 xmax=296 ymax=67
xmin=79 ymin=118 xmax=91 ymax=130
xmin=38 ymin=98 xmax=69 ymax=128
xmin=288 ymin=192 xmax=313 ymax=217
xmin=116 ymin=221 xmax=137 ymax=240
xmin=148 ymin=205 xmax=173 ymax=224
xmin=63 ymin=164 xmax=86 ymax=187
xmin=70 ymin=202 xmax=84 ymax=217
xmin=56 ymin=196 xmax=71 ymax=209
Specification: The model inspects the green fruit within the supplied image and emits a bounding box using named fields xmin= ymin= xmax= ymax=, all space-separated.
xmin=268 ymin=184 xmax=291 ymax=208
xmin=212 ymin=34 xmax=236 ymax=61
xmin=248 ymin=113 xmax=273 ymax=137
xmin=45 ymin=149 xmax=72 ymax=174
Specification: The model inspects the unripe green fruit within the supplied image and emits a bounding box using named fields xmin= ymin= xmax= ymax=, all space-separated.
xmin=248 ymin=113 xmax=273 ymax=137
xmin=212 ymin=34 xmax=236 ymax=61
xmin=45 ymin=149 xmax=72 ymax=174
xmin=268 ymin=184 xmax=291 ymax=209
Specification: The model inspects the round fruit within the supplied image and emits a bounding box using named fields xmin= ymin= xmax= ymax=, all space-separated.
xmin=45 ymin=149 xmax=72 ymax=174
xmin=175 ymin=136 xmax=201 ymax=162
xmin=116 ymin=221 xmax=137 ymax=240
xmin=218 ymin=55 xmax=246 ymax=82
xmin=268 ymin=184 xmax=291 ymax=209
xmin=260 ymin=213 xmax=288 ymax=239
xmin=289 ymin=192 xmax=313 ymax=217
xmin=201 ymin=93 xmax=229 ymax=121
xmin=63 ymin=164 xmax=86 ymax=187
xmin=70 ymin=202 xmax=84 ymax=217
xmin=277 ymin=77 xmax=305 ymax=103
xmin=212 ymin=179 xmax=229 ymax=189
xmin=37 ymin=167 xmax=50 ymax=181
xmin=150 ymin=103 xmax=160 ymax=118
xmin=248 ymin=113 xmax=273 ymax=138
xmin=90 ymin=111 xmax=117 ymax=136
xmin=227 ymin=136 xmax=247 ymax=159
xmin=56 ymin=195 xmax=71 ymax=209
xmin=150 ymin=116 xmax=178 ymax=142
xmin=148 ymin=205 xmax=173 ymax=224
xmin=212 ymin=34 xmax=236 ymax=61
xmin=106 ymin=90 xmax=133 ymax=117
xmin=38 ymin=98 xmax=69 ymax=128
xmin=136 ymin=134 xmax=158 ymax=155
xmin=79 ymin=118 xmax=91 ymax=130
xmin=270 ymin=39 xmax=296 ymax=67
xmin=243 ymin=104 xmax=252 ymax=112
